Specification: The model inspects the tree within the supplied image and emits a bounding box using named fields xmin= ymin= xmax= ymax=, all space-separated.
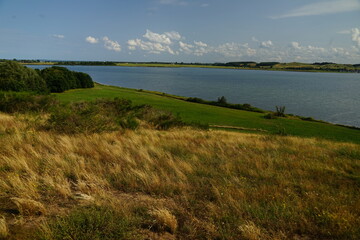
xmin=217 ymin=96 xmax=227 ymax=105
xmin=40 ymin=67 xmax=94 ymax=93
xmin=0 ymin=61 xmax=47 ymax=92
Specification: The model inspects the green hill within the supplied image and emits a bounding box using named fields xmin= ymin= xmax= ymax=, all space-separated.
xmin=54 ymin=83 xmax=360 ymax=144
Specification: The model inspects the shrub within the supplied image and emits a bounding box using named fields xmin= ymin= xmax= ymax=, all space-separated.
xmin=263 ymin=113 xmax=277 ymax=119
xmin=217 ymin=96 xmax=227 ymax=105
xmin=275 ymin=106 xmax=286 ymax=117
xmin=0 ymin=61 xmax=47 ymax=93
xmin=45 ymin=101 xmax=118 ymax=134
xmin=147 ymin=112 xmax=184 ymax=130
xmin=187 ymin=97 xmax=206 ymax=104
xmin=36 ymin=205 xmax=132 ymax=240
xmin=40 ymin=66 xmax=94 ymax=93
xmin=73 ymin=71 xmax=94 ymax=88
xmin=0 ymin=91 xmax=58 ymax=113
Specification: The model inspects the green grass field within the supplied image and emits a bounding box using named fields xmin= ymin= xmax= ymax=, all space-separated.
xmin=54 ymin=83 xmax=360 ymax=144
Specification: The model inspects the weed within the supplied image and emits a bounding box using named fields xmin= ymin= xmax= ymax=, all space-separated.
xmin=36 ymin=205 xmax=133 ymax=240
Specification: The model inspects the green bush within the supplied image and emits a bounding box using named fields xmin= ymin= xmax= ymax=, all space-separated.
xmin=36 ymin=205 xmax=133 ymax=240
xmin=73 ymin=71 xmax=94 ymax=88
xmin=0 ymin=61 xmax=47 ymax=92
xmin=45 ymin=98 xmax=148 ymax=134
xmin=263 ymin=113 xmax=277 ymax=119
xmin=40 ymin=66 xmax=78 ymax=93
xmin=45 ymin=101 xmax=118 ymax=134
xmin=0 ymin=91 xmax=58 ymax=113
xmin=275 ymin=106 xmax=286 ymax=117
xmin=0 ymin=61 xmax=94 ymax=93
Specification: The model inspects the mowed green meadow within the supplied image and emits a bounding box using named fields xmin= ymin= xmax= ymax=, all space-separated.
xmin=55 ymin=83 xmax=360 ymax=144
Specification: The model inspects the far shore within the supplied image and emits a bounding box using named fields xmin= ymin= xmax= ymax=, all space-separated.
xmin=19 ymin=61 xmax=360 ymax=74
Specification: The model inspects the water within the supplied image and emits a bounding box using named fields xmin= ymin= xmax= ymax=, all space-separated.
xmin=28 ymin=65 xmax=360 ymax=127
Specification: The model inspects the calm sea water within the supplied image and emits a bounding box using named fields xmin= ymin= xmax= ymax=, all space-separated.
xmin=28 ymin=65 xmax=360 ymax=127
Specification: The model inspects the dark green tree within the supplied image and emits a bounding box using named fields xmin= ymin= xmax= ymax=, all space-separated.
xmin=0 ymin=61 xmax=48 ymax=92
xmin=217 ymin=96 xmax=227 ymax=105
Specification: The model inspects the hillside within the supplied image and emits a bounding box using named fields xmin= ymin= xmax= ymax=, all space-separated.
xmin=0 ymin=112 xmax=359 ymax=240
xmin=55 ymin=83 xmax=360 ymax=144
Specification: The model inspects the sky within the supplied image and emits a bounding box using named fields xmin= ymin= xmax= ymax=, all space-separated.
xmin=0 ymin=0 xmax=359 ymax=63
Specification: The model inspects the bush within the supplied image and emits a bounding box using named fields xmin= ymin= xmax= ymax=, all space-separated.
xmin=45 ymin=101 xmax=118 ymax=134
xmin=186 ymin=96 xmax=264 ymax=113
xmin=0 ymin=91 xmax=58 ymax=113
xmin=275 ymin=106 xmax=286 ymax=117
xmin=263 ymin=113 xmax=277 ymax=119
xmin=0 ymin=61 xmax=48 ymax=93
xmin=153 ymin=113 xmax=184 ymax=130
xmin=40 ymin=66 xmax=94 ymax=93
xmin=36 ymin=205 xmax=132 ymax=240
xmin=73 ymin=71 xmax=94 ymax=88
xmin=45 ymin=98 xmax=185 ymax=134
xmin=217 ymin=96 xmax=227 ymax=105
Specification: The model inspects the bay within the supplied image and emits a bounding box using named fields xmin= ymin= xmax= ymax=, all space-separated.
xmin=28 ymin=65 xmax=360 ymax=127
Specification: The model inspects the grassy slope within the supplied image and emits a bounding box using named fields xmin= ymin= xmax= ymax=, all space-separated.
xmin=0 ymin=113 xmax=359 ymax=240
xmin=54 ymin=84 xmax=360 ymax=144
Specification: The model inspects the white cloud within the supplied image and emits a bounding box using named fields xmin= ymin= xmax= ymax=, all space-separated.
xmin=127 ymin=29 xmax=360 ymax=62
xmin=158 ymin=0 xmax=188 ymax=6
xmin=252 ymin=37 xmax=259 ymax=42
xmin=271 ymin=0 xmax=360 ymax=19
xmin=214 ymin=42 xmax=255 ymax=58
xmin=351 ymin=28 xmax=360 ymax=48
xmin=143 ymin=29 xmax=172 ymax=44
xmin=260 ymin=40 xmax=273 ymax=48
xmin=291 ymin=41 xmax=302 ymax=50
xmin=194 ymin=41 xmax=208 ymax=47
xmin=179 ymin=41 xmax=211 ymax=56
xmin=179 ymin=41 xmax=194 ymax=53
xmin=165 ymin=31 xmax=182 ymax=41
xmin=201 ymin=3 xmax=209 ymax=7
xmin=52 ymin=34 xmax=64 ymax=39
xmin=103 ymin=36 xmax=121 ymax=52
xmin=128 ymin=30 xmax=183 ymax=55
xmin=128 ymin=38 xmax=176 ymax=55
xmin=85 ymin=36 xmax=99 ymax=44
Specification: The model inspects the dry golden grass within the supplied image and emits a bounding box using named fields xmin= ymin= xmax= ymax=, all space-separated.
xmin=149 ymin=208 xmax=178 ymax=234
xmin=0 ymin=113 xmax=359 ymax=239
xmin=0 ymin=215 xmax=8 ymax=239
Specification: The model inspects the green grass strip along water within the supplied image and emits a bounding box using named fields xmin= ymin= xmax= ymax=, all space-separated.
xmin=54 ymin=83 xmax=360 ymax=144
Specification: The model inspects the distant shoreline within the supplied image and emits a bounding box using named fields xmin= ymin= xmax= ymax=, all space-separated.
xmin=19 ymin=61 xmax=360 ymax=74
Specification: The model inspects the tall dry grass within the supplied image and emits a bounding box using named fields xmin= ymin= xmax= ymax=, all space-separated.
xmin=0 ymin=113 xmax=359 ymax=239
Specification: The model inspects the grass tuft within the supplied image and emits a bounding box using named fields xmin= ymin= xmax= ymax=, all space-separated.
xmin=36 ymin=205 xmax=133 ymax=240
xmin=0 ymin=216 xmax=8 ymax=239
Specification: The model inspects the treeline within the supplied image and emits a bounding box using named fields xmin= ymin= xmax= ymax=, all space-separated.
xmin=214 ymin=62 xmax=278 ymax=68
xmin=214 ymin=61 xmax=360 ymax=72
xmin=0 ymin=61 xmax=94 ymax=93
xmin=56 ymin=61 xmax=117 ymax=66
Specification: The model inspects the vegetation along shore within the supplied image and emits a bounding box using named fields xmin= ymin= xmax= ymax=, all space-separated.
xmin=0 ymin=61 xmax=359 ymax=240
xmin=4 ymin=59 xmax=360 ymax=73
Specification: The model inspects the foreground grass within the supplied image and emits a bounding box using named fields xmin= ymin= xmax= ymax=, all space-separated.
xmin=0 ymin=113 xmax=359 ymax=239
xmin=54 ymin=83 xmax=360 ymax=144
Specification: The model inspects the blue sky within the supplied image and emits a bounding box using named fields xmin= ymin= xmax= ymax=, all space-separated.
xmin=0 ymin=0 xmax=359 ymax=63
